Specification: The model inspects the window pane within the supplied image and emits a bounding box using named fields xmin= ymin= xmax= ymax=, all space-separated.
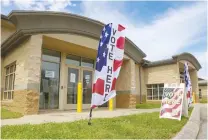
xmin=147 ymin=84 xmax=152 ymax=88
xmin=147 ymin=89 xmax=152 ymax=96
xmin=152 ymin=84 xmax=157 ymax=88
xmin=66 ymin=55 xmax=81 ymax=66
xmin=81 ymin=57 xmax=94 ymax=68
xmin=1 ymin=93 xmax=3 ymax=100
xmin=159 ymin=88 xmax=163 ymax=100
xmin=9 ymin=75 xmax=13 ymax=90
xmin=159 ymin=84 xmax=164 ymax=88
xmin=6 ymin=67 xmax=9 ymax=74
xmin=8 ymin=92 xmax=11 ymax=99
xmin=42 ymin=49 xmax=61 ymax=63
xmin=13 ymin=74 xmax=15 ymax=90
xmin=4 ymin=92 xmax=7 ymax=99
xmin=5 ymin=76 xmax=8 ymax=90
xmin=10 ymin=65 xmax=14 ymax=73
xmin=153 ymin=88 xmax=158 ymax=100
xmin=11 ymin=91 xmax=14 ymax=99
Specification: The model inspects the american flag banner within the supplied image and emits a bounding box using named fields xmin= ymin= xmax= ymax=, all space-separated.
xmin=184 ymin=62 xmax=192 ymax=107
xmin=90 ymin=23 xmax=126 ymax=109
xmin=159 ymin=83 xmax=185 ymax=121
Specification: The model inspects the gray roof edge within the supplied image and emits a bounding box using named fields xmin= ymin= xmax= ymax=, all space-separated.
xmin=172 ymin=52 xmax=202 ymax=68
xmin=7 ymin=10 xmax=146 ymax=58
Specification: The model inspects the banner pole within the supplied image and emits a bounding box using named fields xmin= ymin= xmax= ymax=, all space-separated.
xmin=88 ymin=108 xmax=93 ymax=125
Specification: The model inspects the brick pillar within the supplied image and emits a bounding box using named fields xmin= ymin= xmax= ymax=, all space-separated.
xmin=190 ymin=69 xmax=199 ymax=103
xmin=116 ymin=59 xmax=137 ymax=108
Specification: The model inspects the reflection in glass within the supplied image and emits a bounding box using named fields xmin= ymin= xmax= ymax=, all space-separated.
xmin=82 ymin=58 xmax=94 ymax=68
xmin=66 ymin=55 xmax=81 ymax=66
xmin=39 ymin=49 xmax=60 ymax=109
xmin=67 ymin=68 xmax=79 ymax=104
xmin=82 ymin=70 xmax=92 ymax=104
xmin=42 ymin=49 xmax=61 ymax=63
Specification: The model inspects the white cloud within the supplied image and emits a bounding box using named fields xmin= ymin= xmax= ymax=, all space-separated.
xmin=1 ymin=0 xmax=76 ymax=12
xmin=1 ymin=1 xmax=207 ymax=78
xmin=80 ymin=1 xmax=207 ymax=78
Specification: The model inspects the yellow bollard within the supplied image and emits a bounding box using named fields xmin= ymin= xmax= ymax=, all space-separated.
xmin=193 ymin=92 xmax=196 ymax=104
xmin=109 ymin=98 xmax=113 ymax=111
xmin=77 ymin=82 xmax=82 ymax=113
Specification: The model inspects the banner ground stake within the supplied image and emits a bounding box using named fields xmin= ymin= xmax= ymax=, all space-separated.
xmin=88 ymin=108 xmax=93 ymax=125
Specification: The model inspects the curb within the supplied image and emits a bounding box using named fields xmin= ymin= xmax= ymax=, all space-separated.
xmin=172 ymin=104 xmax=201 ymax=139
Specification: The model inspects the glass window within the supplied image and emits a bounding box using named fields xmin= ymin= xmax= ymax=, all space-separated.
xmin=81 ymin=57 xmax=94 ymax=68
xmin=3 ymin=62 xmax=16 ymax=100
xmin=39 ymin=61 xmax=60 ymax=109
xmin=199 ymin=89 xmax=202 ymax=99
xmin=147 ymin=89 xmax=152 ymax=100
xmin=42 ymin=49 xmax=61 ymax=63
xmin=66 ymin=54 xmax=81 ymax=66
xmin=146 ymin=84 xmax=164 ymax=100
xmin=159 ymin=87 xmax=164 ymax=100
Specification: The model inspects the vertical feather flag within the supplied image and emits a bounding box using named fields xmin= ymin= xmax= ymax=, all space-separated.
xmin=91 ymin=23 xmax=126 ymax=109
xmin=184 ymin=62 xmax=192 ymax=107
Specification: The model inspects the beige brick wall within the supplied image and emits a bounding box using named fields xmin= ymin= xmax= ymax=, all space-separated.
xmin=1 ymin=35 xmax=42 ymax=114
xmin=116 ymin=60 xmax=131 ymax=91
xmin=144 ymin=63 xmax=180 ymax=85
xmin=116 ymin=59 xmax=137 ymax=108
xmin=1 ymin=90 xmax=39 ymax=115
xmin=190 ymin=70 xmax=199 ymax=102
xmin=199 ymin=85 xmax=207 ymax=98
xmin=1 ymin=35 xmax=42 ymax=91
xmin=1 ymin=24 xmax=16 ymax=43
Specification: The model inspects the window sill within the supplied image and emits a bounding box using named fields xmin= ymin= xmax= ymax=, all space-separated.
xmin=1 ymin=100 xmax=13 ymax=103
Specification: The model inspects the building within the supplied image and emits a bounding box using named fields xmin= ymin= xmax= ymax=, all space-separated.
xmin=198 ymin=80 xmax=207 ymax=100
xmin=1 ymin=11 xmax=203 ymax=115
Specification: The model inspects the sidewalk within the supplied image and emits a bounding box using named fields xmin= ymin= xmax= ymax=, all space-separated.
xmin=1 ymin=108 xmax=159 ymax=126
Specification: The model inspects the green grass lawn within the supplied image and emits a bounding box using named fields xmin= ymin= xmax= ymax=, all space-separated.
xmin=1 ymin=108 xmax=23 ymax=119
xmin=136 ymin=103 xmax=161 ymax=109
xmin=200 ymin=98 xmax=207 ymax=103
xmin=1 ymin=109 xmax=193 ymax=139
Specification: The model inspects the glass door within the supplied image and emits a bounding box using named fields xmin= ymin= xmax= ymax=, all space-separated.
xmin=66 ymin=66 xmax=80 ymax=109
xmin=82 ymin=69 xmax=93 ymax=109
xmin=39 ymin=49 xmax=61 ymax=110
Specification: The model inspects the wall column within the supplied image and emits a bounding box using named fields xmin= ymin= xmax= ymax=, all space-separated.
xmin=190 ymin=69 xmax=199 ymax=102
xmin=116 ymin=59 xmax=137 ymax=108
xmin=59 ymin=52 xmax=66 ymax=110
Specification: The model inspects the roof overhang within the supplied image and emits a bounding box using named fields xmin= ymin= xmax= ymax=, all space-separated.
xmin=1 ymin=10 xmax=146 ymax=63
xmin=143 ymin=52 xmax=202 ymax=71
xmin=198 ymin=80 xmax=207 ymax=86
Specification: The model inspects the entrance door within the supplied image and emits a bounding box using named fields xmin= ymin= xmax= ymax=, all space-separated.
xmin=82 ymin=69 xmax=93 ymax=109
xmin=65 ymin=66 xmax=80 ymax=109
xmin=65 ymin=66 xmax=94 ymax=109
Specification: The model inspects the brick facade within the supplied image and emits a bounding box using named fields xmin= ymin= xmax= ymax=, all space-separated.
xmin=1 ymin=33 xmax=42 ymax=115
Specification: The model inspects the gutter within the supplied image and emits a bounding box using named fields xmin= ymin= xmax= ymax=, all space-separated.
xmin=139 ymin=65 xmax=142 ymax=104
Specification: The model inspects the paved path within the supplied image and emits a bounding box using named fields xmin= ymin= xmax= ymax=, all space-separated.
xmin=197 ymin=104 xmax=208 ymax=139
xmin=1 ymin=108 xmax=159 ymax=126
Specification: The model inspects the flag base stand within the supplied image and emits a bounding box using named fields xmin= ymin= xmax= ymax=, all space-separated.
xmin=88 ymin=108 xmax=93 ymax=125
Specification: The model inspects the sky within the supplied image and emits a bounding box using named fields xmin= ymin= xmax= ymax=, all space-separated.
xmin=1 ymin=0 xmax=207 ymax=79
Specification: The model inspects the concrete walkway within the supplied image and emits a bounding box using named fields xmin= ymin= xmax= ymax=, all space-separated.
xmin=197 ymin=104 xmax=207 ymax=139
xmin=1 ymin=108 xmax=160 ymax=126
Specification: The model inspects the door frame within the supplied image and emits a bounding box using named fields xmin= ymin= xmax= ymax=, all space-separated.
xmin=64 ymin=64 xmax=94 ymax=110
xmin=64 ymin=65 xmax=81 ymax=109
xmin=81 ymin=67 xmax=94 ymax=109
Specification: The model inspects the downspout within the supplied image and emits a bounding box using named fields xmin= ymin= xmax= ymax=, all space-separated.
xmin=139 ymin=65 xmax=142 ymax=104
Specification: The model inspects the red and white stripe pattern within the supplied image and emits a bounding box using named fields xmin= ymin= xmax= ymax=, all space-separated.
xmin=91 ymin=23 xmax=126 ymax=109
xmin=160 ymin=87 xmax=184 ymax=120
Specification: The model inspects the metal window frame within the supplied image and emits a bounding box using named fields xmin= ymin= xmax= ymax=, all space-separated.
xmin=3 ymin=62 xmax=16 ymax=100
